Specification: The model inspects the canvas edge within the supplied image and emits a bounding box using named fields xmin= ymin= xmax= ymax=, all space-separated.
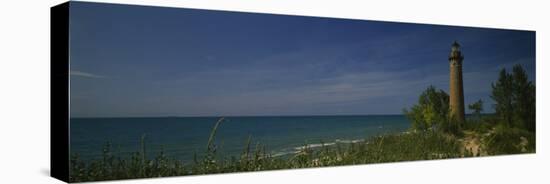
xmin=51 ymin=1 xmax=71 ymax=183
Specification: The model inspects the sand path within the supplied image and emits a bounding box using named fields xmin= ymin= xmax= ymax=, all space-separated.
xmin=461 ymin=130 xmax=483 ymax=156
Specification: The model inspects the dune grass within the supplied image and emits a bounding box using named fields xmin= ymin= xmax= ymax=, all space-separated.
xmin=69 ymin=117 xmax=536 ymax=182
xmin=69 ymin=118 xmax=475 ymax=182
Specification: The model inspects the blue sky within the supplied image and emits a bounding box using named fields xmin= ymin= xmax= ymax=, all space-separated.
xmin=69 ymin=2 xmax=535 ymax=117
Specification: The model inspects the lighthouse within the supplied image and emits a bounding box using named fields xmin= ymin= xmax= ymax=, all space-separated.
xmin=449 ymin=41 xmax=465 ymax=123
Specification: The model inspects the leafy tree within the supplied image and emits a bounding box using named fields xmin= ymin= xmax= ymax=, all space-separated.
xmin=468 ymin=99 xmax=483 ymax=118
xmin=404 ymin=86 xmax=449 ymax=132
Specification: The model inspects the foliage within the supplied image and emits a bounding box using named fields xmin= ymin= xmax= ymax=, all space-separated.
xmin=403 ymin=86 xmax=450 ymax=132
xmin=468 ymin=99 xmax=483 ymax=118
xmin=491 ymin=65 xmax=536 ymax=132
xmin=69 ymin=119 xmax=466 ymax=182
xmin=491 ymin=69 xmax=514 ymax=126
xmin=484 ymin=123 xmax=535 ymax=155
xmin=511 ymin=65 xmax=536 ymax=132
xmin=462 ymin=115 xmax=494 ymax=133
xmin=463 ymin=100 xmax=486 ymax=133
xmin=440 ymin=116 xmax=462 ymax=136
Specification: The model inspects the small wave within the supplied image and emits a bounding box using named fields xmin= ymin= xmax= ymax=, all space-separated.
xmin=292 ymin=139 xmax=365 ymax=151
xmin=271 ymin=150 xmax=300 ymax=157
xmin=271 ymin=138 xmax=366 ymax=157
xmin=334 ymin=139 xmax=364 ymax=144
xmin=293 ymin=142 xmax=336 ymax=151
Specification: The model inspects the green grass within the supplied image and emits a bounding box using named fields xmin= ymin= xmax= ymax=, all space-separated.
xmin=483 ymin=123 xmax=536 ymax=155
xmin=69 ymin=118 xmax=472 ymax=182
xmin=69 ymin=117 xmax=536 ymax=182
xmin=461 ymin=116 xmax=535 ymax=156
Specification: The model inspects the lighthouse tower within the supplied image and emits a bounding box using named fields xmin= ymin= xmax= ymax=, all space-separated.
xmin=449 ymin=41 xmax=465 ymax=123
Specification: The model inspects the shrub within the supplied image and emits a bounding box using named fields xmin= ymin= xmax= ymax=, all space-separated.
xmin=484 ymin=123 xmax=535 ymax=155
xmin=404 ymin=86 xmax=450 ymax=132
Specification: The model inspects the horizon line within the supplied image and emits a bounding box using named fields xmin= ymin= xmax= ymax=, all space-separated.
xmin=70 ymin=113 xmax=495 ymax=119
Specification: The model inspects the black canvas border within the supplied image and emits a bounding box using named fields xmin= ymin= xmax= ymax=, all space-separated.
xmin=51 ymin=1 xmax=70 ymax=182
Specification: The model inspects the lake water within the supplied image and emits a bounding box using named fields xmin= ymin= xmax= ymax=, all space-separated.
xmin=70 ymin=115 xmax=410 ymax=163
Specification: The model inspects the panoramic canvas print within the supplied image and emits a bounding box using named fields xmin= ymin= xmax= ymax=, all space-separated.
xmin=61 ymin=1 xmax=535 ymax=182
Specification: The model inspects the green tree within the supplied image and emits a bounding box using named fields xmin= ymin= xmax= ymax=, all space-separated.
xmin=404 ymin=86 xmax=449 ymax=132
xmin=511 ymin=65 xmax=536 ymax=132
xmin=468 ymin=99 xmax=483 ymax=118
xmin=491 ymin=64 xmax=535 ymax=132
xmin=491 ymin=68 xmax=514 ymax=126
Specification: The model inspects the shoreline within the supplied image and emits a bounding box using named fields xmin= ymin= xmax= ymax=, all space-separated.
xmin=68 ymin=130 xmax=468 ymax=182
xmin=68 ymin=126 xmax=535 ymax=183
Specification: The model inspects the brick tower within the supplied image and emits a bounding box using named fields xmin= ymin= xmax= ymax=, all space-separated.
xmin=449 ymin=41 xmax=465 ymax=123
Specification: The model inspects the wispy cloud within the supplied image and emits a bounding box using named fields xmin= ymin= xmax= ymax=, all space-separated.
xmin=70 ymin=70 xmax=105 ymax=78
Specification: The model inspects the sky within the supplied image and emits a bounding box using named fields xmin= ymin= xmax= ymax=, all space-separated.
xmin=68 ymin=2 xmax=536 ymax=117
